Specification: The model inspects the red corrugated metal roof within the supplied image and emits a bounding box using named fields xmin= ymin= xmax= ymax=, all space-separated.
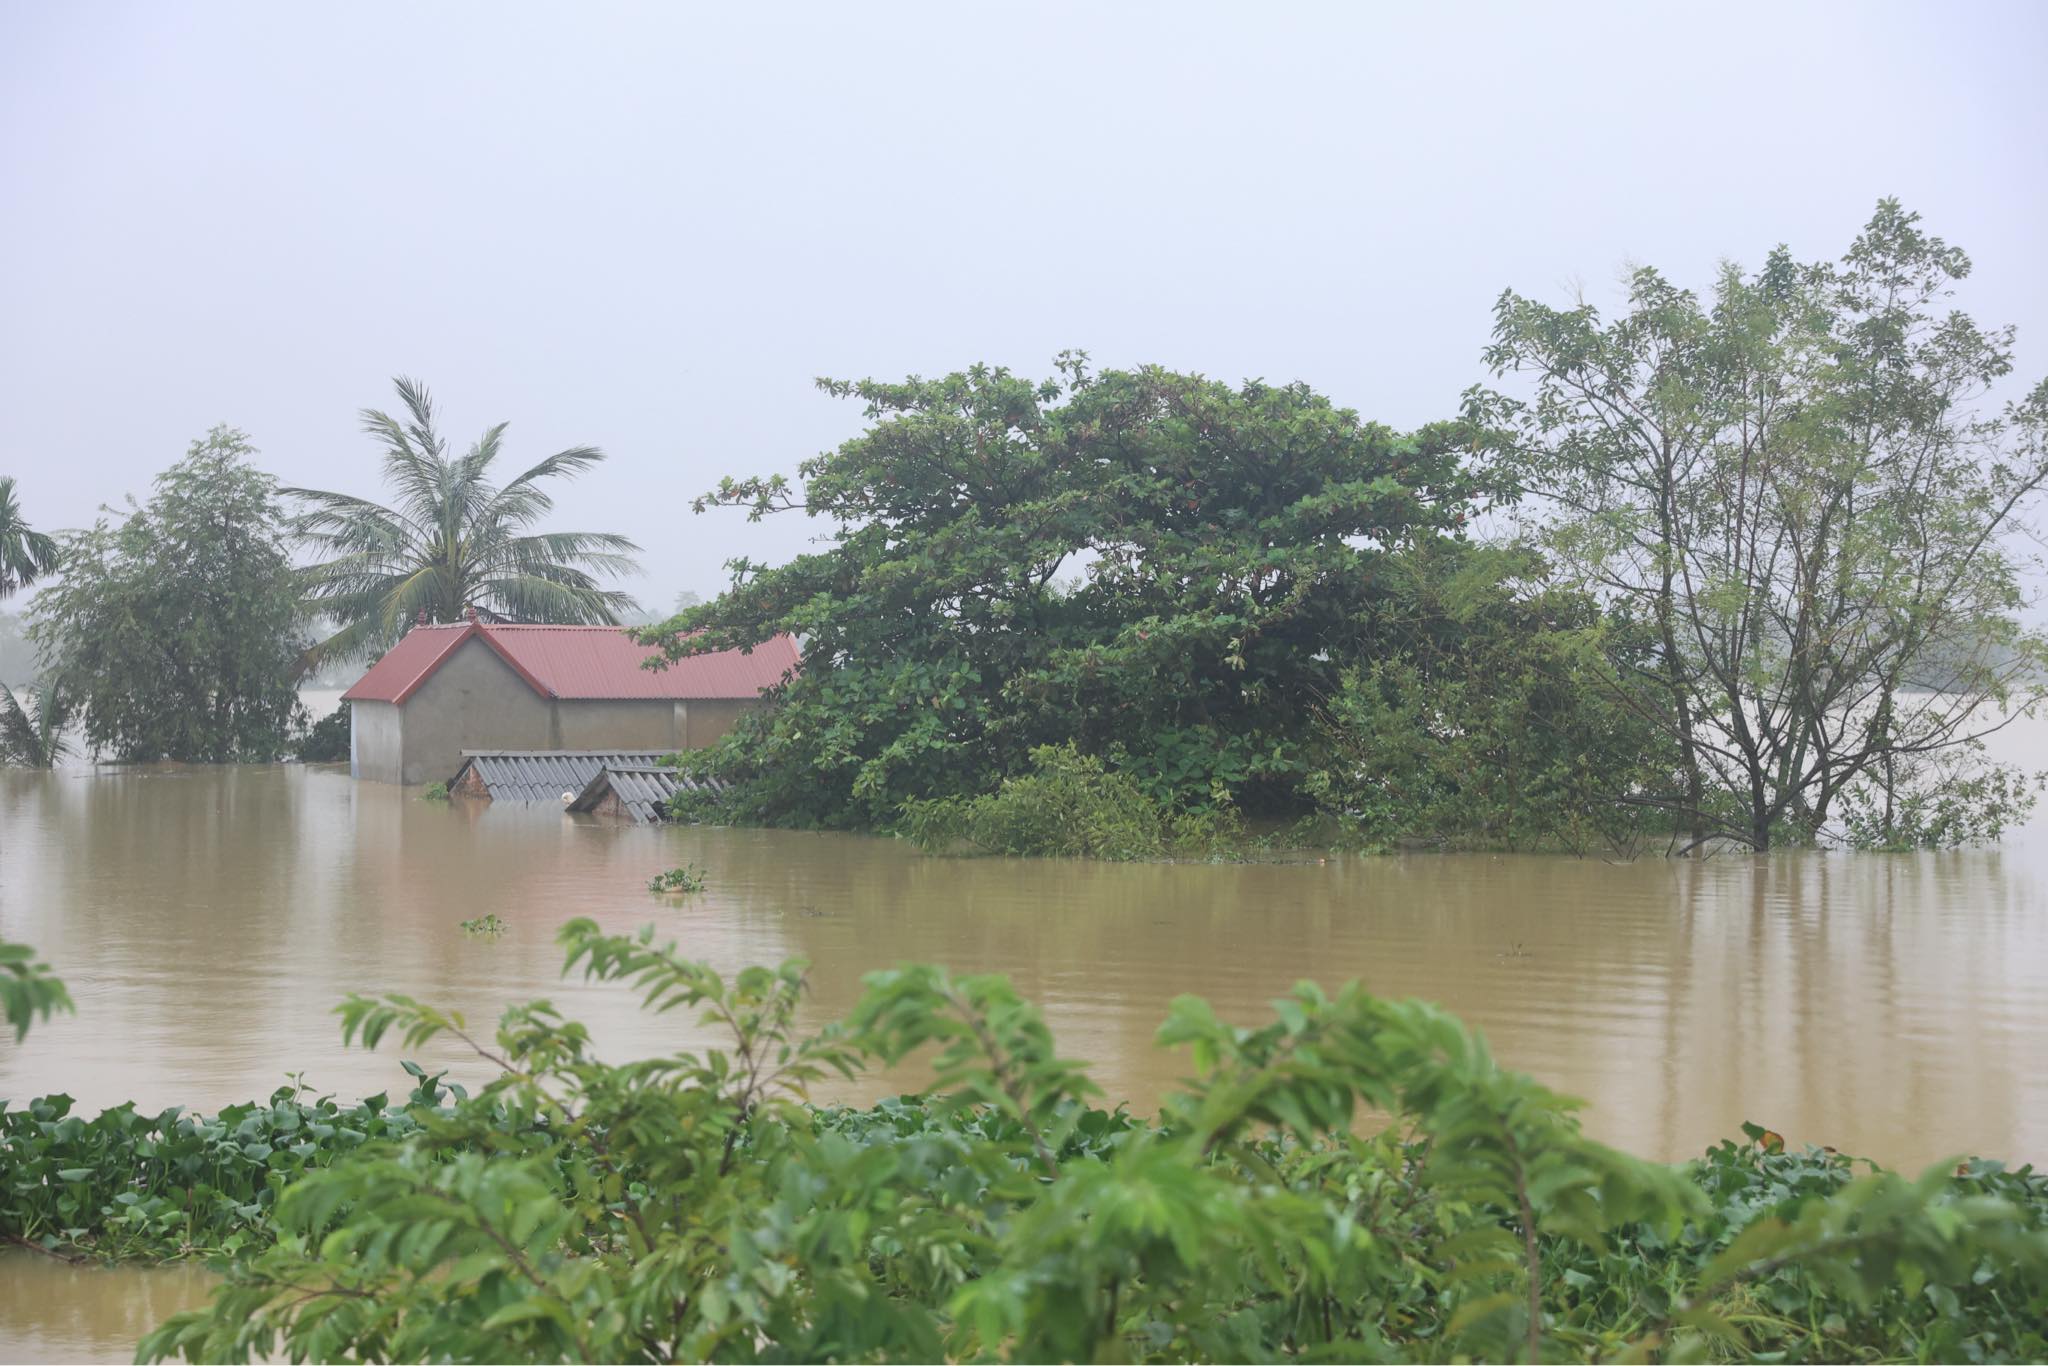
xmin=485 ymin=625 xmax=799 ymax=700
xmin=342 ymin=623 xmax=798 ymax=705
xmin=340 ymin=623 xmax=474 ymax=703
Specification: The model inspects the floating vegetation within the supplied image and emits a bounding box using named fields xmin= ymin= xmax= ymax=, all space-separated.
xmin=459 ymin=914 xmax=505 ymax=937
xmin=420 ymin=781 xmax=450 ymax=802
xmin=648 ymin=864 xmax=708 ymax=895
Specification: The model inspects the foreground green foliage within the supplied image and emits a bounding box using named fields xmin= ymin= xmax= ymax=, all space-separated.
xmin=132 ymin=921 xmax=2047 ymax=1363
xmin=0 ymin=940 xmax=70 ymax=1042
xmin=27 ymin=427 xmax=308 ymax=762
xmin=289 ymin=377 xmax=641 ymax=669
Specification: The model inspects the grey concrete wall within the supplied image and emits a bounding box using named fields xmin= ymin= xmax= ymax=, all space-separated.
xmin=350 ymin=700 xmax=405 ymax=783
xmin=397 ymin=639 xmax=554 ymax=784
xmin=684 ymin=698 xmax=757 ymax=748
xmin=553 ymin=698 xmax=683 ymax=750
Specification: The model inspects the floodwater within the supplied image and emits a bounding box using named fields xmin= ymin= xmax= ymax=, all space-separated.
xmin=5 ymin=746 xmax=2048 ymax=1361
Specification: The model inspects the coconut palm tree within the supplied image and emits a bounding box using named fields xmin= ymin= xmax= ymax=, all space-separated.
xmin=0 ymin=476 xmax=60 ymax=600
xmin=290 ymin=378 xmax=642 ymax=667
xmin=0 ymin=682 xmax=73 ymax=768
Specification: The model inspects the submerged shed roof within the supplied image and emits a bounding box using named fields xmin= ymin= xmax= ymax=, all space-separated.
xmin=452 ymin=750 xmax=657 ymax=803
xmin=343 ymin=622 xmax=798 ymax=705
xmin=567 ymin=764 xmax=700 ymax=825
xmin=449 ymin=750 xmax=723 ymax=809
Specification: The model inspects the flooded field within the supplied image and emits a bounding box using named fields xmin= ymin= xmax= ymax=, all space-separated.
xmin=4 ymin=758 xmax=2047 ymax=1360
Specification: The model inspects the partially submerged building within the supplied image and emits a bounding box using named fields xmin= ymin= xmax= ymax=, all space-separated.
xmin=447 ymin=750 xmax=719 ymax=823
xmin=565 ymin=762 xmax=698 ymax=824
xmin=341 ymin=617 xmax=796 ymax=784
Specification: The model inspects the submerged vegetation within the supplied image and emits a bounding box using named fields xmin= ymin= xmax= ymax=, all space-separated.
xmin=651 ymin=201 xmax=2046 ymax=857
xmin=71 ymin=919 xmax=2039 ymax=1363
xmin=905 ymin=742 xmax=1241 ymax=860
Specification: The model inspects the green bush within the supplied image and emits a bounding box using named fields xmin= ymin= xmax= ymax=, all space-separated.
xmin=293 ymin=703 xmax=350 ymax=763
xmin=1302 ymin=547 xmax=1677 ymax=856
xmin=902 ymin=742 xmax=1236 ymax=860
xmin=136 ymin=921 xmax=2048 ymax=1364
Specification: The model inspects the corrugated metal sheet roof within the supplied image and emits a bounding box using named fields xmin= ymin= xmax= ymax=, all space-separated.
xmin=340 ymin=624 xmax=473 ymax=703
xmin=566 ymin=764 xmax=702 ymax=824
xmin=450 ymin=750 xmax=663 ymax=803
xmin=341 ymin=623 xmax=799 ymax=705
xmin=450 ymin=751 xmax=722 ymax=813
xmin=489 ymin=626 xmax=799 ymax=701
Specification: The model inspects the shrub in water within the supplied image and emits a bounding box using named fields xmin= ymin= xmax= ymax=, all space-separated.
xmin=903 ymin=742 xmax=1235 ymax=860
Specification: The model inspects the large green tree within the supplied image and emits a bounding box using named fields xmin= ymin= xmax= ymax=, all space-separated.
xmin=290 ymin=377 xmax=642 ymax=667
xmin=30 ymin=427 xmax=308 ymax=762
xmin=651 ymin=357 xmax=1475 ymax=828
xmin=1470 ymin=201 xmax=2048 ymax=851
xmin=0 ymin=475 xmax=60 ymax=599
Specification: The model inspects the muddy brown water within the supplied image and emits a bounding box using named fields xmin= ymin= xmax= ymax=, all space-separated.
xmin=4 ymin=756 xmax=2047 ymax=1361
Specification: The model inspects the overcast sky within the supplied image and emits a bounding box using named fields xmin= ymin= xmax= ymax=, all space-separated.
xmin=3 ymin=0 xmax=2044 ymax=610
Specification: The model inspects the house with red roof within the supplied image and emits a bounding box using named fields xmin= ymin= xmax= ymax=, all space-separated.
xmin=340 ymin=612 xmax=797 ymax=785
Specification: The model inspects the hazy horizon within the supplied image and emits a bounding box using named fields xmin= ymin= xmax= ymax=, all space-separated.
xmin=4 ymin=1 xmax=2044 ymax=610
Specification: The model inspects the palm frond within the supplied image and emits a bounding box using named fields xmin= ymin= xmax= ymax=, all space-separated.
xmin=0 ymin=683 xmax=71 ymax=768
xmin=474 ymin=574 xmax=636 ymax=625
xmin=0 ymin=475 xmax=63 ymax=598
xmin=293 ymin=379 xmax=641 ymax=641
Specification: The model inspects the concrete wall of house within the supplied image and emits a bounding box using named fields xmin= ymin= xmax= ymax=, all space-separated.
xmin=552 ymin=699 xmax=684 ymax=751
xmin=684 ymin=698 xmax=756 ymax=748
xmin=350 ymin=701 xmax=405 ymax=783
xmin=396 ymin=639 xmax=553 ymax=784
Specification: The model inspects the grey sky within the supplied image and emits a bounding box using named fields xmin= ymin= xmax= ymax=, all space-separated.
xmin=4 ymin=1 xmax=2044 ymax=609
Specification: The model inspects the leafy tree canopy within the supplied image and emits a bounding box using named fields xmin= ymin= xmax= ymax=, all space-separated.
xmin=1470 ymin=199 xmax=2048 ymax=850
xmin=651 ymin=356 xmax=1478 ymax=828
xmin=30 ymin=427 xmax=307 ymax=762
